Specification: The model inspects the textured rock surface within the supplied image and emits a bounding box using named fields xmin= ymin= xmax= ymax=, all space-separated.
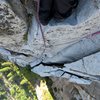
xmin=0 ymin=0 xmax=27 ymax=50
xmin=0 ymin=0 xmax=100 ymax=100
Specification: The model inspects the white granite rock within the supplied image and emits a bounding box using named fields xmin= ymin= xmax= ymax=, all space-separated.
xmin=0 ymin=0 xmax=100 ymax=99
xmin=0 ymin=0 xmax=27 ymax=50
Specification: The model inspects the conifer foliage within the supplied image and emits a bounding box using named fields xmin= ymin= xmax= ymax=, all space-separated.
xmin=0 ymin=62 xmax=37 ymax=100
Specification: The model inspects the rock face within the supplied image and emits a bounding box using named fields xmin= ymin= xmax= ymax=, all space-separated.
xmin=0 ymin=0 xmax=27 ymax=49
xmin=0 ymin=0 xmax=100 ymax=100
xmin=51 ymin=78 xmax=100 ymax=100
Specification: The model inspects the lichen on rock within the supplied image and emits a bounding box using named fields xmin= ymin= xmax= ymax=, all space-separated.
xmin=0 ymin=0 xmax=27 ymax=49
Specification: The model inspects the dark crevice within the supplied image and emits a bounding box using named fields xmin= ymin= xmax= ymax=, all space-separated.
xmin=44 ymin=69 xmax=100 ymax=81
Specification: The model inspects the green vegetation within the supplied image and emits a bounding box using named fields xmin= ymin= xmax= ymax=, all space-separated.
xmin=23 ymin=32 xmax=28 ymax=41
xmin=39 ymin=80 xmax=54 ymax=100
xmin=0 ymin=62 xmax=54 ymax=100
xmin=0 ymin=62 xmax=37 ymax=100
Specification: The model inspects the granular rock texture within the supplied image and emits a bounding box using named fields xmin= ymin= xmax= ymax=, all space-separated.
xmin=0 ymin=0 xmax=27 ymax=49
xmin=0 ymin=0 xmax=100 ymax=100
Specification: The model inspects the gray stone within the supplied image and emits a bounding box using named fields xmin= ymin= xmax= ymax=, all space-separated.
xmin=0 ymin=0 xmax=100 ymax=100
xmin=0 ymin=0 xmax=27 ymax=50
